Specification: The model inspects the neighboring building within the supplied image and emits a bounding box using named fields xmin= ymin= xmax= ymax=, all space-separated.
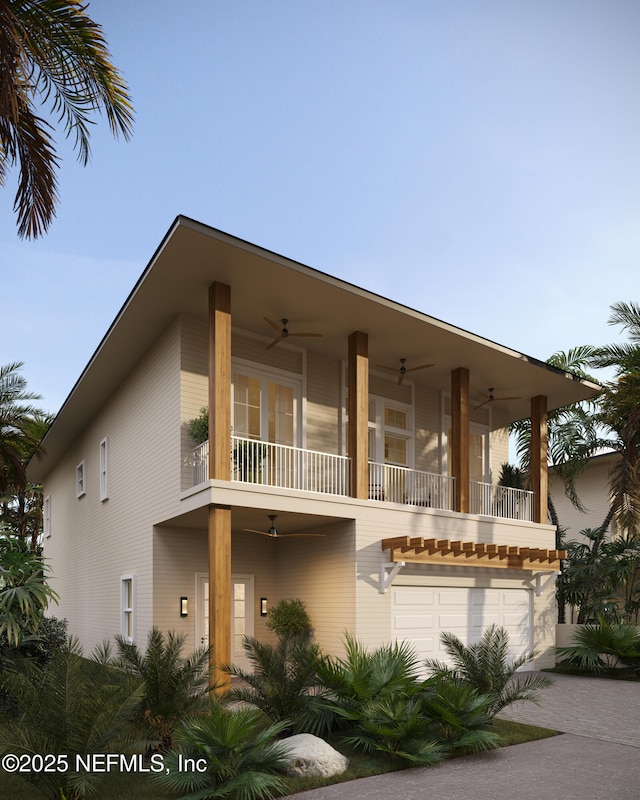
xmin=28 ymin=216 xmax=599 ymax=681
xmin=550 ymin=451 xmax=618 ymax=544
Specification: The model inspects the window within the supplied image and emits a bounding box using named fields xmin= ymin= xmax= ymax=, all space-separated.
xmin=232 ymin=368 xmax=298 ymax=446
xmin=369 ymin=397 xmax=412 ymax=467
xmin=76 ymin=461 xmax=86 ymax=498
xmin=99 ymin=437 xmax=109 ymax=501
xmin=120 ymin=575 xmax=136 ymax=642
xmin=44 ymin=495 xmax=51 ymax=538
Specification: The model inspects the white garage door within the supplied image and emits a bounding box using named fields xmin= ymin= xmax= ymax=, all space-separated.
xmin=391 ymin=587 xmax=532 ymax=669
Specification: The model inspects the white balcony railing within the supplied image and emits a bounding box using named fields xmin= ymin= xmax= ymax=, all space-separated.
xmin=193 ymin=437 xmax=350 ymax=497
xmin=470 ymin=481 xmax=534 ymax=522
xmin=368 ymin=462 xmax=455 ymax=511
xmin=192 ymin=441 xmax=534 ymax=522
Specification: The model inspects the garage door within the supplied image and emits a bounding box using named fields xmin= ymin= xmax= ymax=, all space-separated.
xmin=391 ymin=587 xmax=532 ymax=669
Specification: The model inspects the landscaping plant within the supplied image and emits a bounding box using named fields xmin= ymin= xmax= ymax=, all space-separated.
xmin=226 ymin=631 xmax=324 ymax=736
xmin=157 ymin=701 xmax=292 ymax=800
xmin=0 ymin=638 xmax=142 ymax=800
xmin=109 ymin=628 xmax=212 ymax=750
xmin=555 ymin=617 xmax=640 ymax=675
xmin=424 ymin=625 xmax=553 ymax=716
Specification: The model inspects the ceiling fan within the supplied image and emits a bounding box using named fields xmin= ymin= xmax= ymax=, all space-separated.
xmin=242 ymin=515 xmax=325 ymax=539
xmin=474 ymin=387 xmax=522 ymax=410
xmin=264 ymin=318 xmax=323 ymax=350
xmin=377 ymin=357 xmax=435 ymax=385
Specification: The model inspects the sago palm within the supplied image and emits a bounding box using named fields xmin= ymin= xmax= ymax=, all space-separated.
xmin=0 ymin=0 xmax=133 ymax=238
xmin=424 ymin=625 xmax=553 ymax=716
xmin=112 ymin=628 xmax=212 ymax=750
xmin=225 ymin=632 xmax=324 ymax=736
xmin=0 ymin=639 xmax=142 ymax=800
xmin=157 ymin=702 xmax=291 ymax=800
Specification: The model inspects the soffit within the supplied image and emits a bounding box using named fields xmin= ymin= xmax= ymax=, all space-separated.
xmin=30 ymin=216 xmax=600 ymax=479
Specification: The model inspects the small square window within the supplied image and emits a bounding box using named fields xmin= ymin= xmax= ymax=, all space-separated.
xmin=76 ymin=461 xmax=86 ymax=498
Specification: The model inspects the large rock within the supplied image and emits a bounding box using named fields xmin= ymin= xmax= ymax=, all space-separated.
xmin=282 ymin=733 xmax=349 ymax=778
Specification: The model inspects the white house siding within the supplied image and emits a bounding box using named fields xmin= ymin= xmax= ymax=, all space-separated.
xmin=274 ymin=519 xmax=356 ymax=657
xmin=414 ymin=385 xmax=441 ymax=474
xmin=42 ymin=322 xmax=182 ymax=654
xmin=305 ymin=352 xmax=341 ymax=455
xmin=151 ymin=527 xmax=279 ymax=652
xmin=350 ymin=503 xmax=557 ymax=668
xmin=550 ymin=455 xmax=614 ymax=543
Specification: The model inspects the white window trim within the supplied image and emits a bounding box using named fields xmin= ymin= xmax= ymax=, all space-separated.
xmin=44 ymin=495 xmax=51 ymax=538
xmin=99 ymin=437 xmax=109 ymax=501
xmin=231 ymin=358 xmax=303 ymax=448
xmin=76 ymin=460 xmax=86 ymax=498
xmin=120 ymin=574 xmax=136 ymax=643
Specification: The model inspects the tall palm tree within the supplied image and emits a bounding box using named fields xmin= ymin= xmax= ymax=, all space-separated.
xmin=0 ymin=0 xmax=133 ymax=238
xmin=0 ymin=362 xmax=45 ymax=496
xmin=589 ymin=302 xmax=640 ymax=536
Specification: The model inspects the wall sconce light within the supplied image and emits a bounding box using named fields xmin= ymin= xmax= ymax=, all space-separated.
xmin=180 ymin=597 xmax=188 ymax=617
xmin=260 ymin=597 xmax=268 ymax=617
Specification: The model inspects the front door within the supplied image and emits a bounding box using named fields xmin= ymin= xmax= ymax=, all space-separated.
xmin=196 ymin=573 xmax=255 ymax=671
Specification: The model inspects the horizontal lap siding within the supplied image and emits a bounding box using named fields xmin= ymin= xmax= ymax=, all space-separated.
xmin=42 ymin=323 xmax=182 ymax=653
xmin=306 ymin=353 xmax=341 ymax=454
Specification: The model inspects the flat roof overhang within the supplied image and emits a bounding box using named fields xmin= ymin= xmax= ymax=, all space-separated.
xmin=28 ymin=215 xmax=600 ymax=481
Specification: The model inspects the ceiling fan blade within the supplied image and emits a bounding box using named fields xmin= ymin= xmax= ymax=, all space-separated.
xmin=405 ymin=363 xmax=435 ymax=373
xmin=242 ymin=528 xmax=275 ymax=536
xmin=289 ymin=332 xmax=323 ymax=338
xmin=266 ymin=336 xmax=282 ymax=350
xmin=276 ymin=533 xmax=325 ymax=538
xmin=264 ymin=317 xmax=282 ymax=332
xmin=494 ymin=395 xmax=521 ymax=402
xmin=473 ymin=399 xmax=491 ymax=410
xmin=397 ymin=373 xmax=405 ymax=385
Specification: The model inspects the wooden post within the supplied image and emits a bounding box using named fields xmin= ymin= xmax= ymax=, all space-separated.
xmin=208 ymin=283 xmax=231 ymax=481
xmin=451 ymin=367 xmax=470 ymax=513
xmin=348 ymin=331 xmax=369 ymax=499
xmin=208 ymin=283 xmax=232 ymax=692
xmin=531 ymin=395 xmax=548 ymax=525
xmin=208 ymin=504 xmax=231 ymax=693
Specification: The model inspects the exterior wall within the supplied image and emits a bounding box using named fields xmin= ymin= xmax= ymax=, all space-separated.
xmin=348 ymin=501 xmax=557 ymax=667
xmin=550 ymin=455 xmax=615 ymax=543
xmin=306 ymin=352 xmax=341 ymax=455
xmin=414 ymin=385 xmax=441 ymax=474
xmin=42 ymin=322 xmax=182 ymax=653
xmin=274 ymin=519 xmax=356 ymax=657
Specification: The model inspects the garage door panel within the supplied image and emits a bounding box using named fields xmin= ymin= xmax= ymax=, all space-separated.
xmin=392 ymin=587 xmax=532 ymax=669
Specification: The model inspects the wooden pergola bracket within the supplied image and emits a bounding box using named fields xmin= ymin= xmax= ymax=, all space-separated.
xmin=381 ymin=536 xmax=565 ymax=574
xmin=380 ymin=561 xmax=406 ymax=594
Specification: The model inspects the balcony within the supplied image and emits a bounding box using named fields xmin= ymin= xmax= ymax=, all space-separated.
xmin=192 ymin=437 xmax=534 ymax=522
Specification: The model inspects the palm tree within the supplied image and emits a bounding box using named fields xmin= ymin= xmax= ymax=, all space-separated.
xmin=588 ymin=302 xmax=640 ymax=536
xmin=0 ymin=362 xmax=45 ymax=496
xmin=424 ymin=625 xmax=553 ymax=717
xmin=110 ymin=628 xmax=212 ymax=751
xmin=0 ymin=0 xmax=133 ymax=238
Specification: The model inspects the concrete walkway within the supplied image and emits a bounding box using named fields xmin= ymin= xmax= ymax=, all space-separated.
xmin=283 ymin=674 xmax=640 ymax=800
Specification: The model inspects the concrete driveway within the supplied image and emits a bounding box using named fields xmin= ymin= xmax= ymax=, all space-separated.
xmin=283 ymin=673 xmax=640 ymax=800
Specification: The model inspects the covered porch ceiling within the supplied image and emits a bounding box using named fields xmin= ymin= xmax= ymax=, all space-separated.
xmin=32 ymin=215 xmax=600 ymax=476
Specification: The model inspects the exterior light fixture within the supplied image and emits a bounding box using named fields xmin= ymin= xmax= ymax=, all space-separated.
xmin=180 ymin=596 xmax=188 ymax=617
xmin=260 ymin=597 xmax=268 ymax=617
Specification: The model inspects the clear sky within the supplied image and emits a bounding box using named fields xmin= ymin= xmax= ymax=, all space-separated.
xmin=1 ymin=0 xmax=639 ymax=415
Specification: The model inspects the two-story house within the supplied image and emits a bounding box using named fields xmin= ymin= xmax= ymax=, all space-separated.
xmin=28 ymin=216 xmax=599 ymax=685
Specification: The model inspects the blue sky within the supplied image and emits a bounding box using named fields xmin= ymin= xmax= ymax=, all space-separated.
xmin=1 ymin=0 xmax=639 ymax=414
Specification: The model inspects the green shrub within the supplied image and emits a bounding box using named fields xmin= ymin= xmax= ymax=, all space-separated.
xmin=225 ymin=634 xmax=324 ymax=735
xmin=157 ymin=701 xmax=291 ymax=800
xmin=186 ymin=407 xmax=209 ymax=444
xmin=265 ymin=598 xmax=313 ymax=639
xmin=555 ymin=618 xmax=640 ymax=675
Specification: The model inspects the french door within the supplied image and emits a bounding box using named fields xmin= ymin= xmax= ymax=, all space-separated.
xmin=196 ymin=573 xmax=255 ymax=670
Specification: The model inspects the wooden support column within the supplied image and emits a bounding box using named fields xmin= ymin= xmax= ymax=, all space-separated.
xmin=208 ymin=282 xmax=231 ymax=481
xmin=348 ymin=331 xmax=369 ymax=499
xmin=451 ymin=367 xmax=470 ymax=513
xmin=208 ymin=284 xmax=232 ymax=693
xmin=531 ymin=395 xmax=548 ymax=525
xmin=208 ymin=504 xmax=231 ymax=693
